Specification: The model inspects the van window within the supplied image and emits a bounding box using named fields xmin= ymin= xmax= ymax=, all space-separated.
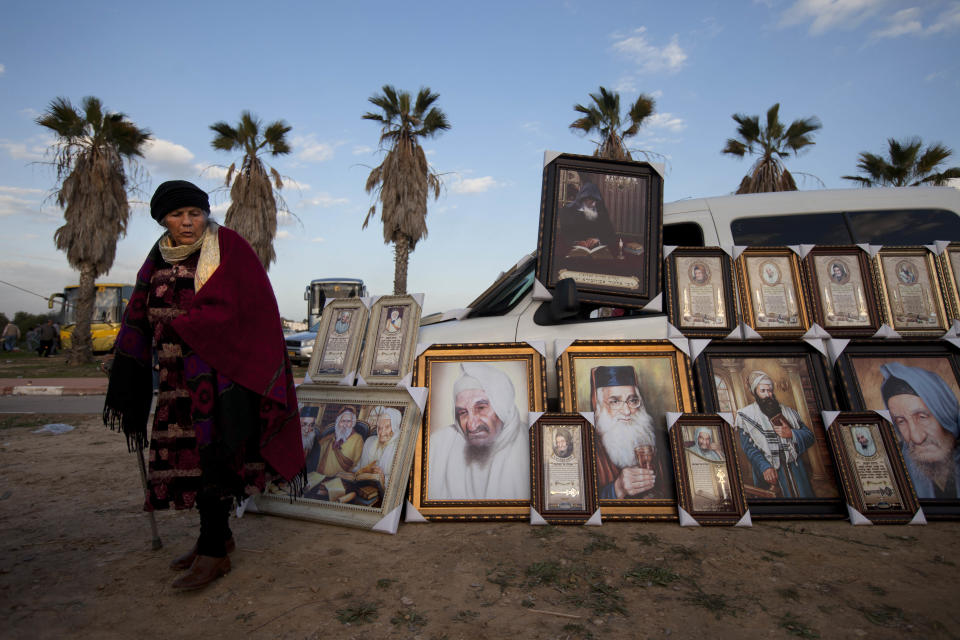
xmin=732 ymin=208 xmax=960 ymax=245
xmin=847 ymin=209 xmax=960 ymax=244
xmin=663 ymin=222 xmax=704 ymax=246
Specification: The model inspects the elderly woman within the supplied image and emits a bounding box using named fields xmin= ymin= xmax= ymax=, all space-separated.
xmin=104 ymin=180 xmax=304 ymax=591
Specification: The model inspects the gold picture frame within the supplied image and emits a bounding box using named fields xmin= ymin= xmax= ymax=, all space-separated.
xmin=253 ymin=386 xmax=421 ymax=533
xmin=409 ymin=343 xmax=547 ymax=521
xmin=735 ymin=247 xmax=810 ymax=337
xmin=874 ymin=246 xmax=949 ymax=336
xmin=356 ymin=294 xmax=422 ymax=386
xmin=938 ymin=242 xmax=960 ymax=322
xmin=556 ymin=340 xmax=697 ymax=520
xmin=668 ymin=414 xmax=749 ymax=526
xmin=802 ymin=246 xmax=882 ymax=337
xmin=664 ymin=247 xmax=738 ymax=337
xmin=307 ymin=298 xmax=369 ymax=384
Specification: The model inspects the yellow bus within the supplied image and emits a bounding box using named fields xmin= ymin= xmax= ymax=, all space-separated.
xmin=48 ymin=283 xmax=134 ymax=352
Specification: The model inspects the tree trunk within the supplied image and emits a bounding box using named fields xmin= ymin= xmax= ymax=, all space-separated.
xmin=69 ymin=264 xmax=96 ymax=365
xmin=393 ymin=235 xmax=411 ymax=295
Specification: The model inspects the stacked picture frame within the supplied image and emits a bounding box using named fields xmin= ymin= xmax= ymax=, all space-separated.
xmin=253 ymin=294 xmax=427 ymax=534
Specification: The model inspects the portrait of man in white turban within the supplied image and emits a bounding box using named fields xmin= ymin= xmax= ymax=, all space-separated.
xmin=733 ymin=370 xmax=816 ymax=498
xmin=427 ymin=362 xmax=530 ymax=500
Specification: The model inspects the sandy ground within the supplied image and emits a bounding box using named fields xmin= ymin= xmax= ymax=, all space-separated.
xmin=2 ymin=415 xmax=960 ymax=640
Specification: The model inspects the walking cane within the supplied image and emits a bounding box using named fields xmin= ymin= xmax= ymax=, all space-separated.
xmin=135 ymin=443 xmax=163 ymax=550
xmin=102 ymin=358 xmax=162 ymax=550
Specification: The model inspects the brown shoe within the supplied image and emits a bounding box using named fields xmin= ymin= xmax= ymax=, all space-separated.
xmin=171 ymin=555 xmax=231 ymax=591
xmin=169 ymin=537 xmax=236 ymax=571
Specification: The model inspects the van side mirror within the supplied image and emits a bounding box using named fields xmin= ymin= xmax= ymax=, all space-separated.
xmin=551 ymin=278 xmax=580 ymax=320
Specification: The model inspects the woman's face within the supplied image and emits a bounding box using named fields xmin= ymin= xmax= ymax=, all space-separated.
xmin=164 ymin=207 xmax=208 ymax=246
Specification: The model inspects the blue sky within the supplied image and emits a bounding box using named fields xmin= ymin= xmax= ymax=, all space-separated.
xmin=1 ymin=0 xmax=958 ymax=321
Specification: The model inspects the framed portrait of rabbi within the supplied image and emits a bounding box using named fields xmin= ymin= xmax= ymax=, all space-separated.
xmin=557 ymin=340 xmax=696 ymax=520
xmin=535 ymin=152 xmax=663 ymax=308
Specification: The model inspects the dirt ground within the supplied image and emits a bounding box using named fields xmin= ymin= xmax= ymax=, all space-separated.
xmin=2 ymin=415 xmax=960 ymax=640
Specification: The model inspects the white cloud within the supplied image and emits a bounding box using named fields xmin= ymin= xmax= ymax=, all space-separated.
xmin=352 ymin=145 xmax=374 ymax=156
xmin=293 ymin=135 xmax=336 ymax=163
xmin=142 ymin=138 xmax=196 ymax=176
xmin=210 ymin=200 xmax=230 ymax=215
xmin=925 ymin=70 xmax=948 ymax=82
xmin=19 ymin=107 xmax=39 ymax=119
xmin=201 ymin=165 xmax=230 ymax=182
xmin=276 ymin=230 xmax=292 ymax=240
xmin=646 ymin=113 xmax=686 ymax=132
xmin=449 ymin=176 xmax=500 ymax=194
xmin=872 ymin=3 xmax=960 ymax=38
xmin=0 ymin=63 xmax=5 ymax=75
xmin=611 ymin=27 xmax=687 ymax=74
xmin=302 ymin=192 xmax=349 ymax=208
xmin=780 ymin=0 xmax=886 ymax=35
xmin=0 ymin=138 xmax=48 ymax=162
xmin=614 ymin=76 xmax=638 ymax=94
xmin=311 ymin=236 xmax=325 ymax=243
xmin=0 ymin=186 xmax=43 ymax=196
xmin=279 ymin=177 xmax=310 ymax=192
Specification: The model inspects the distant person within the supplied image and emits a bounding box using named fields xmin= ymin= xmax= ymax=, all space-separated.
xmin=2 ymin=321 xmax=20 ymax=351
xmin=103 ymin=180 xmax=304 ymax=592
xmin=37 ymin=319 xmax=57 ymax=357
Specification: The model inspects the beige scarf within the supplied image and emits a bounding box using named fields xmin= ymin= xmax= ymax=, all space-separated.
xmin=158 ymin=221 xmax=221 ymax=292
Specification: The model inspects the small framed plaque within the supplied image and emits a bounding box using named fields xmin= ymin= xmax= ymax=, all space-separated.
xmin=664 ymin=247 xmax=738 ymax=337
xmin=735 ymin=247 xmax=810 ymax=337
xmin=874 ymin=247 xmax=949 ymax=336
xmin=307 ymin=298 xmax=369 ymax=384
xmin=531 ymin=413 xmax=598 ymax=524
xmin=667 ymin=414 xmax=748 ymax=526
xmin=938 ymin=242 xmax=960 ymax=322
xmin=802 ymin=246 xmax=882 ymax=337
xmin=357 ymin=294 xmax=422 ymax=386
xmin=824 ymin=412 xmax=920 ymax=525
xmin=535 ymin=152 xmax=663 ymax=308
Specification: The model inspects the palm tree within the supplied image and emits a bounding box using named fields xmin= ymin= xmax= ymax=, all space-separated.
xmin=363 ymin=85 xmax=450 ymax=294
xmin=843 ymin=138 xmax=960 ymax=187
xmin=209 ymin=111 xmax=292 ymax=270
xmin=569 ymin=86 xmax=656 ymax=161
xmin=722 ymin=103 xmax=821 ymax=194
xmin=36 ymin=96 xmax=151 ymax=365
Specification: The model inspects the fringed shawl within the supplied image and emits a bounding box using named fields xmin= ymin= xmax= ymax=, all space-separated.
xmin=104 ymin=225 xmax=305 ymax=487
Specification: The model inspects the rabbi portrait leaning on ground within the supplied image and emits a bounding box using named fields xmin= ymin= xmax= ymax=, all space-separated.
xmin=103 ymin=180 xmax=305 ymax=591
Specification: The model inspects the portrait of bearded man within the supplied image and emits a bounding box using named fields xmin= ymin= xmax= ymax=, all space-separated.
xmin=734 ymin=371 xmax=816 ymax=498
xmin=881 ymin=362 xmax=960 ymax=500
xmin=590 ymin=365 xmax=670 ymax=500
xmin=557 ymin=182 xmax=616 ymax=258
xmin=428 ymin=362 xmax=530 ymax=500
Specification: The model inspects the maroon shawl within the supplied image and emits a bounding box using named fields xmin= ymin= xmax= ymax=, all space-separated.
xmin=105 ymin=226 xmax=304 ymax=485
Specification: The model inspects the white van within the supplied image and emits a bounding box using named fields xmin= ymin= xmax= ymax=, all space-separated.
xmin=419 ymin=186 xmax=960 ymax=404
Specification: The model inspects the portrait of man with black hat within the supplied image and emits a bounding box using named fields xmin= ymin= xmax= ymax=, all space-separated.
xmin=590 ymin=365 xmax=669 ymax=500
